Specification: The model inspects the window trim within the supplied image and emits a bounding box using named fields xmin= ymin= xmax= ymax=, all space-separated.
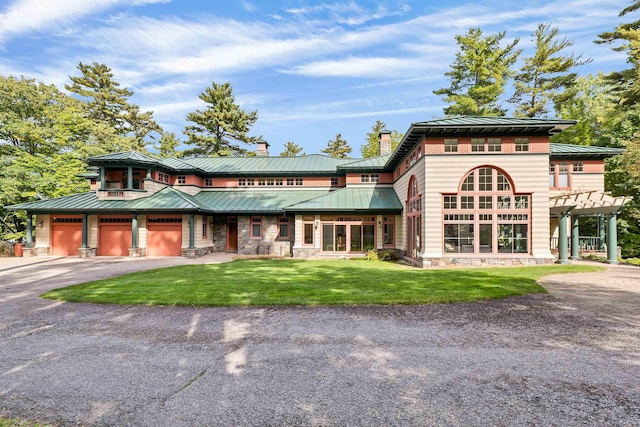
xmin=250 ymin=216 xmax=262 ymax=239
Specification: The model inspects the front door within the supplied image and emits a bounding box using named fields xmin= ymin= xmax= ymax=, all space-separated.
xmin=227 ymin=217 xmax=238 ymax=251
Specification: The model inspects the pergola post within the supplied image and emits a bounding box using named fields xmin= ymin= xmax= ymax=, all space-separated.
xmin=598 ymin=215 xmax=606 ymax=252
xmin=81 ymin=213 xmax=89 ymax=248
xmin=606 ymin=213 xmax=618 ymax=264
xmin=570 ymin=215 xmax=580 ymax=260
xmin=127 ymin=166 xmax=133 ymax=190
xmin=557 ymin=211 xmax=570 ymax=264
xmin=100 ymin=166 xmax=106 ymax=190
xmin=25 ymin=212 xmax=33 ymax=248
xmin=188 ymin=214 xmax=195 ymax=249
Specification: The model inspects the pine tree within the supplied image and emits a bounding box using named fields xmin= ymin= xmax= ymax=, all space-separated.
xmin=321 ymin=133 xmax=352 ymax=158
xmin=434 ymin=28 xmax=520 ymax=116
xmin=361 ymin=120 xmax=403 ymax=157
xmin=511 ymin=23 xmax=590 ymax=117
xmin=280 ymin=141 xmax=304 ymax=157
xmin=155 ymin=132 xmax=181 ymax=158
xmin=183 ymin=82 xmax=259 ymax=157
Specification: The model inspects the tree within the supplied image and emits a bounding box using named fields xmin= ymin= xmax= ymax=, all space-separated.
xmin=66 ymin=61 xmax=161 ymax=151
xmin=155 ymin=132 xmax=181 ymax=158
xmin=183 ymin=82 xmax=259 ymax=157
xmin=511 ymin=23 xmax=591 ymax=118
xmin=280 ymin=141 xmax=304 ymax=157
xmin=361 ymin=120 xmax=403 ymax=157
xmin=321 ymin=133 xmax=352 ymax=158
xmin=595 ymin=1 xmax=640 ymax=107
xmin=434 ymin=28 xmax=520 ymax=116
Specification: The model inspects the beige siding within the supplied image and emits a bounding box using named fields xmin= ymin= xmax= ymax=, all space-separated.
xmin=138 ymin=215 xmax=147 ymax=249
xmin=292 ymin=214 xmax=320 ymax=249
xmin=423 ymin=153 xmax=552 ymax=259
xmin=571 ymin=173 xmax=605 ymax=193
xmin=393 ymin=159 xmax=426 ymax=253
xmin=35 ymin=214 xmax=50 ymax=248
xmin=88 ymin=215 xmax=98 ymax=248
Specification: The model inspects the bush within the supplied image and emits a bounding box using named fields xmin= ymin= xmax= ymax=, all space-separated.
xmin=0 ymin=241 xmax=14 ymax=257
xmin=364 ymin=249 xmax=400 ymax=262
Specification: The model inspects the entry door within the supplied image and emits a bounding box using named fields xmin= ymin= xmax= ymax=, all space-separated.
xmin=227 ymin=217 xmax=238 ymax=251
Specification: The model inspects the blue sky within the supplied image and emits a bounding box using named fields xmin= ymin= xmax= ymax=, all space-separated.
xmin=0 ymin=0 xmax=631 ymax=156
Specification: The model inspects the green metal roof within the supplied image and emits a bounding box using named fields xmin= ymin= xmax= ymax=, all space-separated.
xmin=195 ymin=189 xmax=329 ymax=214
xmin=184 ymin=154 xmax=352 ymax=175
xmin=285 ymin=187 xmax=402 ymax=213
xmin=387 ymin=116 xmax=577 ymax=170
xmin=338 ymin=155 xmax=391 ymax=171
xmin=550 ymin=143 xmax=622 ymax=159
xmin=5 ymin=187 xmax=205 ymax=213
xmin=89 ymin=151 xmax=159 ymax=164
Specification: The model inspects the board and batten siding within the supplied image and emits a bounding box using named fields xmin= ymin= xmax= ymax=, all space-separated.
xmin=422 ymin=153 xmax=553 ymax=259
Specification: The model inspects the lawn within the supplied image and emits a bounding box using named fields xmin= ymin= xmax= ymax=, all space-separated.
xmin=41 ymin=259 xmax=604 ymax=307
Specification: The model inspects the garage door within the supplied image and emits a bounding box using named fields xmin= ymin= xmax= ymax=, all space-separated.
xmin=98 ymin=218 xmax=132 ymax=256
xmin=51 ymin=217 xmax=83 ymax=256
xmin=147 ymin=218 xmax=182 ymax=256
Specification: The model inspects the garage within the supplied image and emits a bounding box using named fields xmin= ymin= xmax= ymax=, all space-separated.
xmin=147 ymin=217 xmax=183 ymax=256
xmin=98 ymin=217 xmax=132 ymax=256
xmin=51 ymin=217 xmax=83 ymax=256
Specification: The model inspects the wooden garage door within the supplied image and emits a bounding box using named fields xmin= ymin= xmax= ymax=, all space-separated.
xmin=98 ymin=218 xmax=132 ymax=256
xmin=147 ymin=218 xmax=182 ymax=256
xmin=51 ymin=217 xmax=82 ymax=256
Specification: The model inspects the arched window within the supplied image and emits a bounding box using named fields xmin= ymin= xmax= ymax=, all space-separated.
xmin=443 ymin=167 xmax=530 ymax=255
xmin=407 ymin=175 xmax=422 ymax=258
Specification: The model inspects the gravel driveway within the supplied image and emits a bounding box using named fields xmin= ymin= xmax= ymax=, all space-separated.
xmin=0 ymin=257 xmax=639 ymax=426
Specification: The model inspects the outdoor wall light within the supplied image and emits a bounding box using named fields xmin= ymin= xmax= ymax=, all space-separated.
xmin=315 ymin=220 xmax=319 ymax=230
xmin=38 ymin=221 xmax=44 ymax=228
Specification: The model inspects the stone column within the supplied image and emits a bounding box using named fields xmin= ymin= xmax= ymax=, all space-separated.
xmin=606 ymin=213 xmax=618 ymax=264
xmin=570 ymin=215 xmax=580 ymax=260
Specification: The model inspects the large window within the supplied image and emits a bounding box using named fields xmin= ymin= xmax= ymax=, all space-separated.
xmin=303 ymin=216 xmax=314 ymax=245
xmin=549 ymin=161 xmax=570 ymax=188
xmin=407 ymin=176 xmax=422 ymax=258
xmin=278 ymin=217 xmax=289 ymax=239
xmin=443 ymin=167 xmax=530 ymax=255
xmin=383 ymin=216 xmax=395 ymax=246
xmin=250 ymin=216 xmax=262 ymax=238
xmin=320 ymin=217 xmax=376 ymax=253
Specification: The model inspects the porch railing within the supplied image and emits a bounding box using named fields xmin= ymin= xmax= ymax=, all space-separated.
xmin=550 ymin=236 xmax=604 ymax=251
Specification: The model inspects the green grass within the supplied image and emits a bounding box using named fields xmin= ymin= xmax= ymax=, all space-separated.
xmin=41 ymin=259 xmax=604 ymax=307
xmin=0 ymin=417 xmax=51 ymax=427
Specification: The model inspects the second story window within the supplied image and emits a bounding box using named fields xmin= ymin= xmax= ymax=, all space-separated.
xmin=471 ymin=138 xmax=484 ymax=152
xmin=444 ymin=138 xmax=458 ymax=152
xmin=515 ymin=138 xmax=529 ymax=152
xmin=330 ymin=177 xmax=339 ymax=186
xmin=295 ymin=178 xmax=303 ymax=186
xmin=487 ymin=138 xmax=501 ymax=152
xmin=371 ymin=174 xmax=380 ymax=183
xmin=573 ymin=161 xmax=584 ymax=172
xmin=204 ymin=178 xmax=213 ymax=187
xmin=472 ymin=138 xmax=502 ymax=152
xmin=361 ymin=174 xmax=370 ymax=183
xmin=177 ymin=175 xmax=186 ymax=184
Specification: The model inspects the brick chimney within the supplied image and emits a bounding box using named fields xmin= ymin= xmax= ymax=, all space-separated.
xmin=379 ymin=130 xmax=392 ymax=156
xmin=256 ymin=141 xmax=270 ymax=156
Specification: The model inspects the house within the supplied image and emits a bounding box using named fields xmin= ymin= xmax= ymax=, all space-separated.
xmin=7 ymin=116 xmax=632 ymax=266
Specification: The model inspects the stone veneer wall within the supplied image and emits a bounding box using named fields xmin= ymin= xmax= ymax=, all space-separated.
xmin=237 ymin=215 xmax=293 ymax=257
xmin=421 ymin=257 xmax=554 ymax=267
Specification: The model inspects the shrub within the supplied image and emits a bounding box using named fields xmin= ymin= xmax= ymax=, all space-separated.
xmin=0 ymin=241 xmax=14 ymax=257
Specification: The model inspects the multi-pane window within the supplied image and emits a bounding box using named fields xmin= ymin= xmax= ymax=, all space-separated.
xmin=330 ymin=177 xmax=339 ymax=186
xmin=295 ymin=178 xmax=303 ymax=186
xmin=487 ymin=138 xmax=501 ymax=152
xmin=361 ymin=174 xmax=370 ymax=183
xmin=275 ymin=179 xmax=283 ymax=186
xmin=471 ymin=138 xmax=484 ymax=152
xmin=444 ymin=138 xmax=458 ymax=152
xmin=303 ymin=217 xmax=314 ymax=245
xmin=383 ymin=216 xmax=395 ymax=246
xmin=371 ymin=174 xmax=380 ymax=183
xmin=204 ymin=178 xmax=213 ymax=187
xmin=250 ymin=216 xmax=262 ymax=238
xmin=443 ymin=167 xmax=530 ymax=255
xmin=202 ymin=216 xmax=208 ymax=238
xmin=278 ymin=217 xmax=289 ymax=239
xmin=573 ymin=161 xmax=584 ymax=172
xmin=515 ymin=138 xmax=529 ymax=152
xmin=177 ymin=175 xmax=186 ymax=184
xmin=287 ymin=178 xmax=294 ymax=186
xmin=158 ymin=172 xmax=169 ymax=183
xmin=258 ymin=179 xmax=266 ymax=186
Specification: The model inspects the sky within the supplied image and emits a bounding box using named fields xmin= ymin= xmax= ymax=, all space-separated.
xmin=0 ymin=0 xmax=632 ymax=156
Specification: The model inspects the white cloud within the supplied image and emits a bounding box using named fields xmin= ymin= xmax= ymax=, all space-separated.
xmin=283 ymin=56 xmax=429 ymax=78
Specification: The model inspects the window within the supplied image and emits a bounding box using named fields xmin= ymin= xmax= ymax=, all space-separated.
xmin=303 ymin=217 xmax=314 ymax=245
xmin=258 ymin=179 xmax=266 ymax=186
xmin=202 ymin=216 xmax=208 ymax=238
xmin=287 ymin=178 xmax=294 ymax=186
xmin=443 ymin=196 xmax=457 ymax=209
xmin=250 ymin=216 xmax=261 ymax=238
xmin=471 ymin=138 xmax=485 ymax=152
xmin=443 ymin=167 xmax=530 ymax=255
xmin=267 ymin=178 xmax=275 ymax=186
xmin=573 ymin=161 xmax=584 ymax=172
xmin=239 ymin=178 xmax=246 ymax=186
xmin=204 ymin=178 xmax=213 ymax=187
xmin=370 ymin=174 xmax=380 ymax=183
xmin=275 ymin=179 xmax=283 ymax=186
xmin=330 ymin=177 xmax=339 ymax=186
xmin=383 ymin=216 xmax=395 ymax=246
xmin=361 ymin=174 xmax=370 ymax=183
xmin=515 ymin=138 xmax=529 ymax=152
xmin=295 ymin=178 xmax=303 ymax=186
xmin=487 ymin=138 xmax=501 ymax=152
xmin=177 ymin=175 xmax=186 ymax=184
xmin=278 ymin=217 xmax=289 ymax=239
xmin=158 ymin=172 xmax=169 ymax=183
xmin=406 ymin=176 xmax=422 ymax=258
xmin=444 ymin=138 xmax=458 ymax=152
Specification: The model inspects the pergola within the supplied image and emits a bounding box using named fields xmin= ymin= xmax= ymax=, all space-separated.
xmin=550 ymin=191 xmax=633 ymax=264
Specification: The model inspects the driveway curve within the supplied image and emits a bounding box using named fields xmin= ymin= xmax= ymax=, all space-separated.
xmin=0 ymin=256 xmax=639 ymax=426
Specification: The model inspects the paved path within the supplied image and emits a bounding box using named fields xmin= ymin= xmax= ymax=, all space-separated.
xmin=0 ymin=256 xmax=639 ymax=426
